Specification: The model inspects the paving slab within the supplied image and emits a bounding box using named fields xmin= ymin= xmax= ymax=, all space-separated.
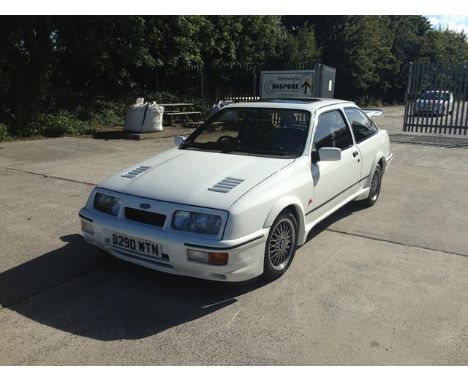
xmin=0 ymin=231 xmax=466 ymax=365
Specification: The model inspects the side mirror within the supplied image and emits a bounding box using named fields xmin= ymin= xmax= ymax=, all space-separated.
xmin=318 ymin=147 xmax=341 ymax=161
xmin=174 ymin=135 xmax=186 ymax=146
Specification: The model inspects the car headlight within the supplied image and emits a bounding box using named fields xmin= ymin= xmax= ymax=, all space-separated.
xmin=172 ymin=210 xmax=222 ymax=235
xmin=94 ymin=192 xmax=122 ymax=216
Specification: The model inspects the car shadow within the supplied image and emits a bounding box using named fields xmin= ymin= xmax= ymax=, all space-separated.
xmin=1 ymin=201 xmax=368 ymax=341
xmin=0 ymin=234 xmax=270 ymax=341
xmin=303 ymin=201 xmax=369 ymax=244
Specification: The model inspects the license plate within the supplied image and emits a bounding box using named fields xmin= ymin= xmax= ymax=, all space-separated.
xmin=111 ymin=233 xmax=162 ymax=259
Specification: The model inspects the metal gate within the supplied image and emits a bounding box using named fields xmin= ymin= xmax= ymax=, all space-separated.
xmin=403 ymin=62 xmax=468 ymax=134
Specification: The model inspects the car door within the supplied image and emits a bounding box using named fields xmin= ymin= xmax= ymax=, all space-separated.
xmin=343 ymin=107 xmax=380 ymax=181
xmin=307 ymin=109 xmax=361 ymax=221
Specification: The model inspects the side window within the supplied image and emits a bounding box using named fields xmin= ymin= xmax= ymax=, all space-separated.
xmin=313 ymin=110 xmax=353 ymax=151
xmin=344 ymin=107 xmax=378 ymax=144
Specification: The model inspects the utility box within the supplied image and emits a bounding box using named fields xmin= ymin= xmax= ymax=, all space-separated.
xmin=260 ymin=64 xmax=336 ymax=99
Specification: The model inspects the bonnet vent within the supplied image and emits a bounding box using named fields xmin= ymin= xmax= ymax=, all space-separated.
xmin=209 ymin=177 xmax=244 ymax=193
xmin=122 ymin=166 xmax=151 ymax=179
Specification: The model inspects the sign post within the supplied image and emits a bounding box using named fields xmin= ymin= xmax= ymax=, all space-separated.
xmin=260 ymin=70 xmax=315 ymax=99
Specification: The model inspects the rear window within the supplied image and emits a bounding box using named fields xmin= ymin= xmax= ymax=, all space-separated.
xmin=344 ymin=107 xmax=378 ymax=144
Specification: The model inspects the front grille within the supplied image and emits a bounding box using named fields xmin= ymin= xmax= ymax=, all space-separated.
xmin=124 ymin=207 xmax=166 ymax=227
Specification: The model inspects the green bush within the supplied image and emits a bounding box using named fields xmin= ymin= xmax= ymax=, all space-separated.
xmin=73 ymin=99 xmax=125 ymax=129
xmin=33 ymin=111 xmax=94 ymax=137
xmin=0 ymin=123 xmax=11 ymax=141
xmin=89 ymin=109 xmax=124 ymax=129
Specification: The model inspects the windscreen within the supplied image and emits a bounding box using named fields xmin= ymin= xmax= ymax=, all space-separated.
xmin=421 ymin=92 xmax=449 ymax=101
xmin=182 ymin=108 xmax=311 ymax=158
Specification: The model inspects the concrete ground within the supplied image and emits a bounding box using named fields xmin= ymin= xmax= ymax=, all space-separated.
xmin=0 ymin=107 xmax=467 ymax=365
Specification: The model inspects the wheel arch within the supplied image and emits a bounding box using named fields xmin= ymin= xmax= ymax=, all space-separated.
xmin=364 ymin=151 xmax=386 ymax=188
xmin=264 ymin=197 xmax=307 ymax=246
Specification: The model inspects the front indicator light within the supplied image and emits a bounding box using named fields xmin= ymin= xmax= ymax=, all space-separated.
xmin=80 ymin=219 xmax=94 ymax=235
xmin=208 ymin=252 xmax=229 ymax=265
xmin=187 ymin=249 xmax=228 ymax=265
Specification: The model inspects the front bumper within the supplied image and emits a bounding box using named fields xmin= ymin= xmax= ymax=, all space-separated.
xmin=79 ymin=207 xmax=268 ymax=282
xmin=414 ymin=105 xmax=443 ymax=115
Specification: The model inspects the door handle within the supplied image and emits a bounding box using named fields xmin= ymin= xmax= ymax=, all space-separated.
xmin=353 ymin=151 xmax=359 ymax=157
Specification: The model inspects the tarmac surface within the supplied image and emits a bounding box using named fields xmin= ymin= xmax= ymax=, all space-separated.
xmin=0 ymin=106 xmax=467 ymax=365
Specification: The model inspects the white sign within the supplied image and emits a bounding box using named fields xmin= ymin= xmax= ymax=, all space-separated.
xmin=260 ymin=70 xmax=315 ymax=99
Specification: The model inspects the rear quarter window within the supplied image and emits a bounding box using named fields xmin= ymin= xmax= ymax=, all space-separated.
xmin=344 ymin=107 xmax=378 ymax=144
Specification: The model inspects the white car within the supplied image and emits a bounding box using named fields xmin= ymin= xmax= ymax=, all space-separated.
xmin=79 ymin=99 xmax=393 ymax=282
xmin=415 ymin=90 xmax=454 ymax=116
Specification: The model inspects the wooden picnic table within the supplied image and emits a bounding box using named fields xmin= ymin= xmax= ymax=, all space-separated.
xmin=159 ymin=103 xmax=194 ymax=108
xmin=159 ymin=103 xmax=202 ymax=126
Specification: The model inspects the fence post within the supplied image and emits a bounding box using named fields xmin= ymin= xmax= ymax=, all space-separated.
xmin=252 ymin=68 xmax=257 ymax=97
xmin=200 ymin=67 xmax=205 ymax=102
xmin=314 ymin=62 xmax=323 ymax=97
xmin=405 ymin=62 xmax=412 ymax=104
xmin=403 ymin=62 xmax=412 ymax=132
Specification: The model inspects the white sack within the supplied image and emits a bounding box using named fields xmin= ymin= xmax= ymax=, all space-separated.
xmin=124 ymin=101 xmax=164 ymax=132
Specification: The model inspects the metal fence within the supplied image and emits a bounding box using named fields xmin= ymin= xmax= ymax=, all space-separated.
xmin=154 ymin=61 xmax=334 ymax=106
xmin=403 ymin=62 xmax=468 ymax=134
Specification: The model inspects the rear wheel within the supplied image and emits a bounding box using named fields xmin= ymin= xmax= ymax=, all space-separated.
xmin=361 ymin=164 xmax=382 ymax=207
xmin=263 ymin=211 xmax=298 ymax=280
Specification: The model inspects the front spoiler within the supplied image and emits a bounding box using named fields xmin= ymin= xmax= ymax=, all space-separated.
xmin=79 ymin=208 xmax=268 ymax=282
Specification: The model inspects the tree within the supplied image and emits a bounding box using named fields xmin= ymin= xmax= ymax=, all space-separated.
xmin=424 ymin=27 xmax=468 ymax=65
xmin=301 ymin=16 xmax=397 ymax=102
xmin=201 ymin=16 xmax=287 ymax=68
xmin=0 ymin=16 xmax=54 ymax=130
xmin=383 ymin=16 xmax=433 ymax=102
xmin=282 ymin=24 xmax=321 ymax=67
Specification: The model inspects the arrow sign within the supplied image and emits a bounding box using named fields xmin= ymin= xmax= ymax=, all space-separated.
xmin=301 ymin=79 xmax=311 ymax=95
xmin=260 ymin=71 xmax=315 ymax=99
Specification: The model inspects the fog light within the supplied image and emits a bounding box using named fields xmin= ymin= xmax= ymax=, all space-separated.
xmin=186 ymin=249 xmax=228 ymax=265
xmin=80 ymin=219 xmax=94 ymax=235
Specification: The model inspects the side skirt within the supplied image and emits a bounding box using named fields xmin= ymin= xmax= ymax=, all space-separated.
xmin=299 ymin=187 xmax=370 ymax=244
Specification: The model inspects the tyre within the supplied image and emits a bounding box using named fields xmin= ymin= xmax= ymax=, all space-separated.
xmin=263 ymin=210 xmax=298 ymax=280
xmin=361 ymin=164 xmax=382 ymax=207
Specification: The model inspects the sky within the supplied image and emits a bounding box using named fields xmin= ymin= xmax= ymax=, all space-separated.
xmin=427 ymin=15 xmax=468 ymax=35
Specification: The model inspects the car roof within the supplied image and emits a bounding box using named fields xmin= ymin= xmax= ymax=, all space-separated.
xmin=223 ymin=98 xmax=355 ymax=111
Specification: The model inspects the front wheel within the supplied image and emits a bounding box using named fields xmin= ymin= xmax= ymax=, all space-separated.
xmin=361 ymin=164 xmax=382 ymax=207
xmin=263 ymin=211 xmax=298 ymax=280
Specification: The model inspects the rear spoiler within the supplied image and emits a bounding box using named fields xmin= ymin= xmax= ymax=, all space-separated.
xmin=362 ymin=108 xmax=384 ymax=118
